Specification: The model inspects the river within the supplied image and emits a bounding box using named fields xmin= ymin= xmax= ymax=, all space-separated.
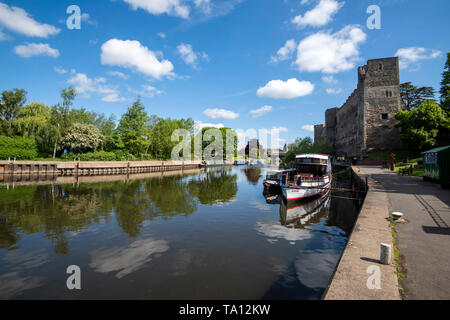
xmin=0 ymin=166 xmax=361 ymax=300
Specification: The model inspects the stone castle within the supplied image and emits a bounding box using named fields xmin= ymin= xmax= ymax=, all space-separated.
xmin=314 ymin=57 xmax=406 ymax=160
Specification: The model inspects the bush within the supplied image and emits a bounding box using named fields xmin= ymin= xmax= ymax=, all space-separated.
xmin=0 ymin=135 xmax=38 ymax=160
xmin=78 ymin=151 xmax=117 ymax=161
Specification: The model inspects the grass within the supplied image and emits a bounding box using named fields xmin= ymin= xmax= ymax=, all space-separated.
xmin=394 ymin=157 xmax=424 ymax=177
xmin=388 ymin=214 xmax=406 ymax=298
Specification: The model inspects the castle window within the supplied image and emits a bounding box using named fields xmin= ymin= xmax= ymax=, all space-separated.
xmin=381 ymin=113 xmax=389 ymax=120
xmin=379 ymin=64 xmax=383 ymax=71
xmin=386 ymin=91 xmax=393 ymax=97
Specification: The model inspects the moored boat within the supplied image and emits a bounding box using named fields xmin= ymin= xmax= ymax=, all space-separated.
xmin=281 ymin=154 xmax=332 ymax=201
xmin=263 ymin=169 xmax=296 ymax=190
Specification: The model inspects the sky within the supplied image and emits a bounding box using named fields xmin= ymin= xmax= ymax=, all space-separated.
xmin=0 ymin=0 xmax=449 ymax=148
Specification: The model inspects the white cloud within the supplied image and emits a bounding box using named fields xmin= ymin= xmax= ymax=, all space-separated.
xmin=157 ymin=32 xmax=166 ymax=39
xmin=326 ymin=88 xmax=342 ymax=94
xmin=101 ymin=39 xmax=174 ymax=79
xmin=302 ymin=125 xmax=315 ymax=132
xmin=295 ymin=25 xmax=366 ymax=74
xmin=194 ymin=0 xmax=212 ymax=14
xmin=68 ymin=72 xmax=125 ymax=102
xmin=81 ymin=13 xmax=98 ymax=26
xmin=249 ymin=105 xmax=273 ymax=118
xmin=128 ymin=85 xmax=163 ymax=98
xmin=107 ymin=71 xmax=129 ymax=79
xmin=257 ymin=78 xmax=314 ymax=99
xmin=194 ymin=120 xmax=225 ymax=132
xmin=203 ymin=108 xmax=239 ymax=120
xmin=270 ymin=39 xmax=296 ymax=63
xmin=14 ymin=43 xmax=59 ymax=58
xmin=292 ymin=0 xmax=344 ymax=28
xmin=322 ymin=75 xmax=338 ymax=84
xmin=0 ymin=3 xmax=60 ymax=38
xmin=177 ymin=43 xmax=209 ymax=67
xmin=395 ymin=47 xmax=442 ymax=70
xmin=0 ymin=29 xmax=8 ymax=40
xmin=259 ymin=126 xmax=289 ymax=135
xmin=54 ymin=66 xmax=67 ymax=74
xmin=123 ymin=0 xmax=190 ymax=19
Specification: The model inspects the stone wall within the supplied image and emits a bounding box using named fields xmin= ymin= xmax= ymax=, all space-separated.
xmin=314 ymin=57 xmax=405 ymax=159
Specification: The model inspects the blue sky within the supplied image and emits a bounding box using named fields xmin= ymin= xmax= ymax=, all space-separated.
xmin=0 ymin=0 xmax=449 ymax=147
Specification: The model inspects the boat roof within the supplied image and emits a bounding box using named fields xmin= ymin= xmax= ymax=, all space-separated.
xmin=267 ymin=169 xmax=297 ymax=174
xmin=296 ymin=153 xmax=330 ymax=160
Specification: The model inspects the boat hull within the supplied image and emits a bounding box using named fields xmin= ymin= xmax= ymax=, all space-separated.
xmin=282 ymin=181 xmax=331 ymax=201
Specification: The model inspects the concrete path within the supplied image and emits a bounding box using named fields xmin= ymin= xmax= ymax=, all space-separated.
xmin=325 ymin=167 xmax=400 ymax=300
xmin=357 ymin=166 xmax=450 ymax=300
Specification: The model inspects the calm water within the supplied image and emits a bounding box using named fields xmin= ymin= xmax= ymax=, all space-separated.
xmin=0 ymin=166 xmax=360 ymax=300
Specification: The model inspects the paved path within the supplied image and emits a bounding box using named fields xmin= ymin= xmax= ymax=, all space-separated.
xmin=325 ymin=167 xmax=400 ymax=300
xmin=357 ymin=166 xmax=450 ymax=300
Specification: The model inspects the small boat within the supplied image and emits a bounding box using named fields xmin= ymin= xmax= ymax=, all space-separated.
xmin=281 ymin=154 xmax=332 ymax=201
xmin=263 ymin=169 xmax=297 ymax=190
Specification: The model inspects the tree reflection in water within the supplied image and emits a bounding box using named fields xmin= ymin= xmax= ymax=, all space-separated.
xmin=242 ymin=167 xmax=261 ymax=185
xmin=0 ymin=168 xmax=238 ymax=254
xmin=188 ymin=168 xmax=238 ymax=205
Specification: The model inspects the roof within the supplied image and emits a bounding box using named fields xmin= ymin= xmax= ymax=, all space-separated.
xmin=421 ymin=145 xmax=450 ymax=154
xmin=296 ymin=153 xmax=330 ymax=160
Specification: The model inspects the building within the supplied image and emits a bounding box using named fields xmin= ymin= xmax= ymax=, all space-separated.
xmin=314 ymin=57 xmax=406 ymax=160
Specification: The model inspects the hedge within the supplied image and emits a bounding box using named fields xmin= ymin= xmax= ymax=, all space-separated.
xmin=0 ymin=136 xmax=38 ymax=160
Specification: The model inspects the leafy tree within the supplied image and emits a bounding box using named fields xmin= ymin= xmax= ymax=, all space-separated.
xmin=284 ymin=137 xmax=332 ymax=167
xmin=0 ymin=89 xmax=27 ymax=135
xmin=194 ymin=127 xmax=238 ymax=160
xmin=400 ymin=82 xmax=436 ymax=110
xmin=440 ymin=52 xmax=450 ymax=114
xmin=395 ymin=100 xmax=449 ymax=151
xmin=117 ymin=99 xmax=150 ymax=155
xmin=60 ymin=123 xmax=104 ymax=154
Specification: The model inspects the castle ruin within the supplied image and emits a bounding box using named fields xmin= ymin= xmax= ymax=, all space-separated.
xmin=314 ymin=57 xmax=406 ymax=160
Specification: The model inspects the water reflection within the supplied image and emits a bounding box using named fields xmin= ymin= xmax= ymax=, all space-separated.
xmin=0 ymin=166 xmax=362 ymax=300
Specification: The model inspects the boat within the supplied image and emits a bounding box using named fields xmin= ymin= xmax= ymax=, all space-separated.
xmin=263 ymin=169 xmax=297 ymax=190
xmin=280 ymin=154 xmax=332 ymax=201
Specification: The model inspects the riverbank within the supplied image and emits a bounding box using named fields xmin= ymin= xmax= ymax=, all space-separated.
xmin=0 ymin=160 xmax=235 ymax=177
xmin=324 ymin=166 xmax=401 ymax=300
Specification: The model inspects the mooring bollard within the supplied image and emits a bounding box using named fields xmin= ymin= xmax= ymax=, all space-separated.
xmin=380 ymin=243 xmax=392 ymax=265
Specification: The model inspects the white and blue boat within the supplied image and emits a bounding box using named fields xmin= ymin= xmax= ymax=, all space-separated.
xmin=281 ymin=154 xmax=332 ymax=201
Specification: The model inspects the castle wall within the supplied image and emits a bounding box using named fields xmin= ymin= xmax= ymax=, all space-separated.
xmin=314 ymin=57 xmax=405 ymax=159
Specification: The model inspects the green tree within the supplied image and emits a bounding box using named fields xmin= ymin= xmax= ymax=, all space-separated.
xmin=400 ymin=82 xmax=436 ymax=110
xmin=395 ymin=100 xmax=449 ymax=151
xmin=0 ymin=89 xmax=27 ymax=135
xmin=440 ymin=52 xmax=450 ymax=114
xmin=284 ymin=137 xmax=332 ymax=167
xmin=117 ymin=99 xmax=150 ymax=155
xmin=60 ymin=123 xmax=104 ymax=154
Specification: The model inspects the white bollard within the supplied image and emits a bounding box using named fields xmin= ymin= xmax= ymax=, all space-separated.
xmin=380 ymin=243 xmax=392 ymax=265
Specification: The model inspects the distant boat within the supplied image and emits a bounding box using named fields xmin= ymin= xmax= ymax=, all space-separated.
xmin=263 ymin=169 xmax=297 ymax=190
xmin=280 ymin=154 xmax=332 ymax=201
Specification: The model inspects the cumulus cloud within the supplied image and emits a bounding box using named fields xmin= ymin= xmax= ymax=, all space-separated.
xmin=259 ymin=126 xmax=289 ymax=135
xmin=194 ymin=120 xmax=225 ymax=132
xmin=203 ymin=108 xmax=239 ymax=120
xmin=326 ymin=88 xmax=342 ymax=94
xmin=295 ymin=25 xmax=366 ymax=74
xmin=302 ymin=125 xmax=315 ymax=132
xmin=177 ymin=43 xmax=209 ymax=67
xmin=123 ymin=0 xmax=190 ymax=19
xmin=249 ymin=105 xmax=273 ymax=118
xmin=395 ymin=47 xmax=442 ymax=70
xmin=270 ymin=39 xmax=296 ymax=63
xmin=257 ymin=78 xmax=314 ymax=99
xmin=0 ymin=29 xmax=8 ymax=40
xmin=194 ymin=0 xmax=212 ymax=14
xmin=0 ymin=3 xmax=60 ymax=38
xmin=68 ymin=72 xmax=125 ymax=102
xmin=14 ymin=43 xmax=59 ymax=58
xmin=292 ymin=0 xmax=344 ymax=28
xmin=81 ymin=13 xmax=98 ymax=26
xmin=101 ymin=39 xmax=174 ymax=79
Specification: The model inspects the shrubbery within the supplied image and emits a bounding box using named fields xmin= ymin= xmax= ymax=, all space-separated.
xmin=0 ymin=135 xmax=38 ymax=160
xmin=60 ymin=150 xmax=140 ymax=161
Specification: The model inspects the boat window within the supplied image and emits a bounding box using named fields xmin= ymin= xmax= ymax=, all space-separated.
xmin=296 ymin=165 xmax=327 ymax=177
